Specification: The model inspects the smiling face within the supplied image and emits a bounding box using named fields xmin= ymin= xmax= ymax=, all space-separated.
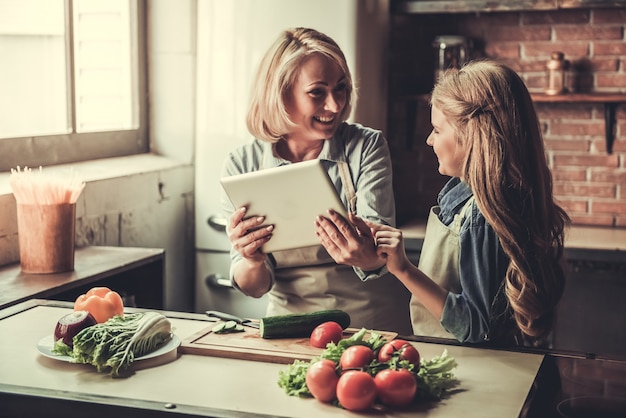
xmin=284 ymin=53 xmax=348 ymax=143
xmin=427 ymin=104 xmax=467 ymax=178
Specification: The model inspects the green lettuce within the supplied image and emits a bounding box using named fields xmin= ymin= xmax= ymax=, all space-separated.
xmin=53 ymin=311 xmax=172 ymax=377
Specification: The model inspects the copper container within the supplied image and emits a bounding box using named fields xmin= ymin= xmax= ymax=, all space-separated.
xmin=17 ymin=203 xmax=76 ymax=274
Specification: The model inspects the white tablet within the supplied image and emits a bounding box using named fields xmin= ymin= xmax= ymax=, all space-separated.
xmin=220 ymin=159 xmax=348 ymax=253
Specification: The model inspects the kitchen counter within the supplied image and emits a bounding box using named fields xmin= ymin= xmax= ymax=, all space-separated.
xmin=401 ymin=219 xmax=626 ymax=261
xmin=1 ymin=300 xmax=548 ymax=418
xmin=0 ymin=246 xmax=165 ymax=311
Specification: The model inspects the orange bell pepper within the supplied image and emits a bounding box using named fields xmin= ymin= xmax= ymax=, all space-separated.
xmin=74 ymin=287 xmax=124 ymax=323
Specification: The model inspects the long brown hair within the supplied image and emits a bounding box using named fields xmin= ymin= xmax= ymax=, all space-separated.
xmin=431 ymin=60 xmax=570 ymax=343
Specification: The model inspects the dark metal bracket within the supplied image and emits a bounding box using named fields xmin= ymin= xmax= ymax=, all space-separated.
xmin=605 ymin=103 xmax=617 ymax=154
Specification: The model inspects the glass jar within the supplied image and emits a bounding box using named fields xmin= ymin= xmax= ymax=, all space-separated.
xmin=433 ymin=35 xmax=468 ymax=82
xmin=545 ymin=51 xmax=566 ymax=95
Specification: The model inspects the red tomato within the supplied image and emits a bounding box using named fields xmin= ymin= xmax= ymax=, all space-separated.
xmin=340 ymin=345 xmax=374 ymax=370
xmin=378 ymin=339 xmax=421 ymax=367
xmin=310 ymin=321 xmax=344 ymax=348
xmin=336 ymin=370 xmax=377 ymax=411
xmin=374 ymin=368 xmax=418 ymax=407
xmin=305 ymin=359 xmax=338 ymax=402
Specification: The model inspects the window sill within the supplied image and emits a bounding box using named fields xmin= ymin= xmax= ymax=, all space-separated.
xmin=0 ymin=153 xmax=188 ymax=198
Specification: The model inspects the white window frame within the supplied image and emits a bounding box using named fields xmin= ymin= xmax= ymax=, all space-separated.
xmin=0 ymin=0 xmax=148 ymax=172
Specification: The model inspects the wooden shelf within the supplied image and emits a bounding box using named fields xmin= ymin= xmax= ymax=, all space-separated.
xmin=391 ymin=0 xmax=626 ymax=14
xmin=531 ymin=93 xmax=626 ymax=154
xmin=530 ymin=93 xmax=626 ymax=103
xmin=395 ymin=93 xmax=626 ymax=154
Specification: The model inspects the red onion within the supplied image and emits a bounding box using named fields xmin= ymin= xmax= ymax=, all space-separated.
xmin=54 ymin=310 xmax=97 ymax=347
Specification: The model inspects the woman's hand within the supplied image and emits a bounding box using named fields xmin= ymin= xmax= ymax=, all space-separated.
xmin=364 ymin=220 xmax=412 ymax=277
xmin=227 ymin=207 xmax=273 ymax=297
xmin=314 ymin=209 xmax=385 ymax=272
xmin=227 ymin=207 xmax=273 ymax=264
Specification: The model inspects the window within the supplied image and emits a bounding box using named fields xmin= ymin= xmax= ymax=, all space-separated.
xmin=0 ymin=0 xmax=147 ymax=172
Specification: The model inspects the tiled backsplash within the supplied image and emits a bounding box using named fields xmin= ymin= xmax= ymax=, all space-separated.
xmin=387 ymin=7 xmax=626 ymax=227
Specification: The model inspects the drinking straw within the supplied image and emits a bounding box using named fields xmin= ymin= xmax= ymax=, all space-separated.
xmin=9 ymin=166 xmax=85 ymax=205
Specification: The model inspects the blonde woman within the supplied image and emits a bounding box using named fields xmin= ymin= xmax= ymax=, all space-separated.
xmin=361 ymin=60 xmax=570 ymax=346
xmin=221 ymin=28 xmax=412 ymax=334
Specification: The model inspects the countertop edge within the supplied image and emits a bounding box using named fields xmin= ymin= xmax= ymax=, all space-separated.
xmin=400 ymin=219 xmax=626 ymax=259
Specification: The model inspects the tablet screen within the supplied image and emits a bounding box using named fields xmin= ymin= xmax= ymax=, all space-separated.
xmin=220 ymin=159 xmax=348 ymax=253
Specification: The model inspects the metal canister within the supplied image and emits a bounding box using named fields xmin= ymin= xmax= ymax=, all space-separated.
xmin=433 ymin=35 xmax=468 ymax=81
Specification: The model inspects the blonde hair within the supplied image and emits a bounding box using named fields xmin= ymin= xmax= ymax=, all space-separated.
xmin=431 ymin=60 xmax=570 ymax=343
xmin=246 ymin=27 xmax=355 ymax=143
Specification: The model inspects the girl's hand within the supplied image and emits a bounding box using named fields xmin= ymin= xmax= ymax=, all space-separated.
xmin=363 ymin=219 xmax=412 ymax=277
xmin=315 ymin=209 xmax=385 ymax=271
xmin=226 ymin=207 xmax=273 ymax=263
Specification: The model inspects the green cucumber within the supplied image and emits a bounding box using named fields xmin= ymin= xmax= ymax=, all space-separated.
xmin=212 ymin=320 xmax=245 ymax=334
xmin=259 ymin=309 xmax=351 ymax=339
xmin=212 ymin=322 xmax=226 ymax=333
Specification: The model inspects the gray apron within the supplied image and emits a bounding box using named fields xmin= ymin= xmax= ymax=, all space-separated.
xmin=265 ymin=160 xmax=412 ymax=335
xmin=410 ymin=197 xmax=474 ymax=338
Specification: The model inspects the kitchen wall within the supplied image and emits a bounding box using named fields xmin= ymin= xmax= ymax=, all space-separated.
xmin=388 ymin=6 xmax=626 ymax=228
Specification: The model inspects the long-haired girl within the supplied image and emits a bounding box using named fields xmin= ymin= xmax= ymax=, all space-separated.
xmin=367 ymin=60 xmax=570 ymax=346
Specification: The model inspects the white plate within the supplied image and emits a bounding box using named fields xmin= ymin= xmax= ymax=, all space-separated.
xmin=37 ymin=334 xmax=181 ymax=363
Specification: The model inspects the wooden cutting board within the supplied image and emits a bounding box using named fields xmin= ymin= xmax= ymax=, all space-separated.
xmin=179 ymin=323 xmax=397 ymax=364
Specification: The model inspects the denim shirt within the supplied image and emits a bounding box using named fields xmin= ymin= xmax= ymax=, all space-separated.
xmin=221 ymin=122 xmax=396 ymax=283
xmin=437 ymin=178 xmax=510 ymax=343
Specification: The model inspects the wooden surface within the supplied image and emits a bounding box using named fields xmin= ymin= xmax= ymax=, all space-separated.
xmin=0 ymin=301 xmax=545 ymax=418
xmin=0 ymin=246 xmax=165 ymax=310
xmin=391 ymin=0 xmax=626 ymax=14
xmin=530 ymin=92 xmax=626 ymax=103
xmin=396 ymin=92 xmax=626 ymax=104
xmin=180 ymin=324 xmax=397 ymax=364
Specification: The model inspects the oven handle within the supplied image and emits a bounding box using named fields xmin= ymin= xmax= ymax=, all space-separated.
xmin=205 ymin=273 xmax=233 ymax=289
xmin=207 ymin=215 xmax=227 ymax=232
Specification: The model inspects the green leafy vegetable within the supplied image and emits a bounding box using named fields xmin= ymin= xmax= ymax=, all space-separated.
xmin=52 ymin=311 xmax=172 ymax=377
xmin=277 ymin=360 xmax=313 ymax=397
xmin=319 ymin=328 xmax=387 ymax=363
xmin=416 ymin=349 xmax=459 ymax=399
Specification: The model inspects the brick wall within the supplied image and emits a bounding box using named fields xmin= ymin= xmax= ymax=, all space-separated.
xmin=388 ymin=7 xmax=626 ymax=227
